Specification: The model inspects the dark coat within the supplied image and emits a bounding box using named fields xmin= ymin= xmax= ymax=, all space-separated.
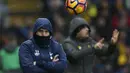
xmin=19 ymin=18 xmax=67 ymax=73
xmin=62 ymin=17 xmax=116 ymax=73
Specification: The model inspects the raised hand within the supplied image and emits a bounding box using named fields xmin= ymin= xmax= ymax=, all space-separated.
xmin=94 ymin=38 xmax=104 ymax=49
xmin=111 ymin=29 xmax=119 ymax=44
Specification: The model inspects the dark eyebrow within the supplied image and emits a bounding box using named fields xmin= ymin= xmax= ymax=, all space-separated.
xmin=38 ymin=28 xmax=49 ymax=32
xmin=39 ymin=29 xmax=43 ymax=31
xmin=38 ymin=28 xmax=44 ymax=31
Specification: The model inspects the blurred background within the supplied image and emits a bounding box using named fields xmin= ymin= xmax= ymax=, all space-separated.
xmin=0 ymin=0 xmax=130 ymax=73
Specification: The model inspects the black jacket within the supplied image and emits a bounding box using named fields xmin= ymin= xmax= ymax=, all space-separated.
xmin=62 ymin=17 xmax=116 ymax=73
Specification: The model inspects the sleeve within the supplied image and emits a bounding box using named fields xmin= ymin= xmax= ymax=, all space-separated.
xmin=62 ymin=42 xmax=95 ymax=60
xmin=41 ymin=44 xmax=67 ymax=73
xmin=95 ymin=42 xmax=117 ymax=56
xmin=19 ymin=43 xmax=47 ymax=73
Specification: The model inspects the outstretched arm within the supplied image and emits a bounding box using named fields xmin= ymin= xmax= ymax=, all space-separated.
xmin=95 ymin=29 xmax=119 ymax=56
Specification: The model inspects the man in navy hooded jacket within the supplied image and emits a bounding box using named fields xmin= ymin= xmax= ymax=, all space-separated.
xmin=19 ymin=18 xmax=67 ymax=73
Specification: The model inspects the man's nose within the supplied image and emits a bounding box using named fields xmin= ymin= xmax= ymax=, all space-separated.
xmin=85 ymin=28 xmax=89 ymax=31
xmin=41 ymin=32 xmax=46 ymax=36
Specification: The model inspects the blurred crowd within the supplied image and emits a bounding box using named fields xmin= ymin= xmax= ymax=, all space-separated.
xmin=0 ymin=0 xmax=130 ymax=73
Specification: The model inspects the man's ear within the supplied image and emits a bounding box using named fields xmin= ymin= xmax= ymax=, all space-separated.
xmin=76 ymin=31 xmax=81 ymax=38
xmin=33 ymin=32 xmax=37 ymax=36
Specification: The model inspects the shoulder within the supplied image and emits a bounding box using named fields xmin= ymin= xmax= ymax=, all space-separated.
xmin=88 ymin=37 xmax=96 ymax=43
xmin=62 ymin=37 xmax=76 ymax=49
xmin=51 ymin=39 xmax=62 ymax=50
xmin=51 ymin=39 xmax=61 ymax=47
xmin=19 ymin=39 xmax=34 ymax=51
xmin=51 ymin=39 xmax=59 ymax=44
xmin=63 ymin=37 xmax=73 ymax=44
xmin=21 ymin=38 xmax=34 ymax=46
xmin=23 ymin=39 xmax=33 ymax=45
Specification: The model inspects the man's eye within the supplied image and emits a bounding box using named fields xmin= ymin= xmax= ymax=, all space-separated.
xmin=45 ymin=31 xmax=48 ymax=33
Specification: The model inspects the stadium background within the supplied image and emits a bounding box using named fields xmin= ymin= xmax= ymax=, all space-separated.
xmin=0 ymin=0 xmax=130 ymax=73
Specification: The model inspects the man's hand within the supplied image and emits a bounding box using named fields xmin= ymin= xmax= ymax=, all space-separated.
xmin=94 ymin=38 xmax=104 ymax=49
xmin=52 ymin=55 xmax=59 ymax=62
xmin=111 ymin=29 xmax=119 ymax=44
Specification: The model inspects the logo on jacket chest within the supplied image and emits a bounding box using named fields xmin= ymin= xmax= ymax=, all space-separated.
xmin=34 ymin=50 xmax=40 ymax=56
xmin=77 ymin=44 xmax=91 ymax=50
xmin=78 ymin=45 xmax=82 ymax=50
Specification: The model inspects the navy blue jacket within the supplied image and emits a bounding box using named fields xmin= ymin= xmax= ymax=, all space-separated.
xmin=19 ymin=18 xmax=67 ymax=73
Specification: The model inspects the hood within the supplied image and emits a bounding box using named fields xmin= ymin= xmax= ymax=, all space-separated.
xmin=33 ymin=18 xmax=53 ymax=34
xmin=69 ymin=17 xmax=90 ymax=35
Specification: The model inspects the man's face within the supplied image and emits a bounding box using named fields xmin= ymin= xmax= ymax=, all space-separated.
xmin=36 ymin=28 xmax=50 ymax=36
xmin=76 ymin=27 xmax=89 ymax=39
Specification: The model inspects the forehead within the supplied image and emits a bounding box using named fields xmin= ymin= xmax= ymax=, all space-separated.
xmin=81 ymin=26 xmax=89 ymax=30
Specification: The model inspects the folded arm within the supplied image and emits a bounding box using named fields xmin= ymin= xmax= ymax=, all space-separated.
xmin=19 ymin=43 xmax=47 ymax=73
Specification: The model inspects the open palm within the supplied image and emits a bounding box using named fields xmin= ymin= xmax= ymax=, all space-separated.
xmin=111 ymin=29 xmax=119 ymax=44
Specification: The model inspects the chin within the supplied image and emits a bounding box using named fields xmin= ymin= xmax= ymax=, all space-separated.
xmin=86 ymin=35 xmax=89 ymax=38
